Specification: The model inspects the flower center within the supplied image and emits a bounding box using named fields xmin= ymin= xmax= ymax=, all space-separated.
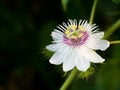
xmin=63 ymin=25 xmax=89 ymax=46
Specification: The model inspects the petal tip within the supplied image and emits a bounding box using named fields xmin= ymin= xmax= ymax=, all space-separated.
xmin=100 ymin=59 xmax=105 ymax=63
xmin=93 ymin=58 xmax=105 ymax=63
xmin=100 ymin=41 xmax=110 ymax=51
xmin=63 ymin=64 xmax=74 ymax=72
xmin=49 ymin=59 xmax=54 ymax=64
xmin=63 ymin=67 xmax=69 ymax=72
xmin=76 ymin=63 xmax=90 ymax=72
xmin=77 ymin=66 xmax=89 ymax=72
xmin=49 ymin=58 xmax=61 ymax=65
xmin=46 ymin=45 xmax=50 ymax=50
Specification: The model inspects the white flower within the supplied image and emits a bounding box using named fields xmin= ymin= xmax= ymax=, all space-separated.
xmin=46 ymin=19 xmax=110 ymax=72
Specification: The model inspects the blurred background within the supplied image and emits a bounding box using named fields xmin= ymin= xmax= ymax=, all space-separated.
xmin=0 ymin=0 xmax=120 ymax=90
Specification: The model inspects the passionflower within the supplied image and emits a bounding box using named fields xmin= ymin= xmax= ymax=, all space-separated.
xmin=46 ymin=19 xmax=110 ymax=72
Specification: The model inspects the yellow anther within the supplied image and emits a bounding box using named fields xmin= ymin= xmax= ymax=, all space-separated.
xmin=65 ymin=25 xmax=86 ymax=39
xmin=78 ymin=26 xmax=86 ymax=31
xmin=65 ymin=30 xmax=70 ymax=35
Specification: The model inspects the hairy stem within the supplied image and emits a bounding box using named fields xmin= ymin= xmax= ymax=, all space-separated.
xmin=60 ymin=68 xmax=78 ymax=90
xmin=110 ymin=40 xmax=120 ymax=44
xmin=89 ymin=0 xmax=98 ymax=24
xmin=104 ymin=19 xmax=120 ymax=39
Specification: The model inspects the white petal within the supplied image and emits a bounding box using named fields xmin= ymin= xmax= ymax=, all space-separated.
xmin=49 ymin=51 xmax=65 ymax=65
xmin=63 ymin=48 xmax=75 ymax=72
xmin=75 ymin=48 xmax=90 ymax=71
xmin=46 ymin=43 xmax=64 ymax=52
xmin=86 ymin=39 xmax=110 ymax=51
xmin=85 ymin=23 xmax=97 ymax=32
xmin=81 ymin=46 xmax=105 ymax=63
xmin=51 ymin=30 xmax=63 ymax=40
xmin=49 ymin=45 xmax=71 ymax=65
xmin=90 ymin=32 xmax=104 ymax=39
xmin=85 ymin=24 xmax=92 ymax=32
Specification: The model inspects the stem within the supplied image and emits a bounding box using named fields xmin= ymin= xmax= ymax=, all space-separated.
xmin=89 ymin=0 xmax=98 ymax=24
xmin=104 ymin=19 xmax=120 ymax=39
xmin=110 ymin=40 xmax=120 ymax=44
xmin=60 ymin=68 xmax=78 ymax=90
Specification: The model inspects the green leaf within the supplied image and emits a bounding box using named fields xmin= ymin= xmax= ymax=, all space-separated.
xmin=61 ymin=0 xmax=69 ymax=11
xmin=112 ymin=0 xmax=120 ymax=4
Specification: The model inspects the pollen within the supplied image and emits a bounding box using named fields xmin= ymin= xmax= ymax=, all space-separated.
xmin=65 ymin=25 xmax=86 ymax=39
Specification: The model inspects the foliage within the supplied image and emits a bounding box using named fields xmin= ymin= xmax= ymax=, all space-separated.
xmin=112 ymin=0 xmax=120 ymax=4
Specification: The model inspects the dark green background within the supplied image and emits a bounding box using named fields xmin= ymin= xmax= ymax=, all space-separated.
xmin=0 ymin=0 xmax=120 ymax=90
